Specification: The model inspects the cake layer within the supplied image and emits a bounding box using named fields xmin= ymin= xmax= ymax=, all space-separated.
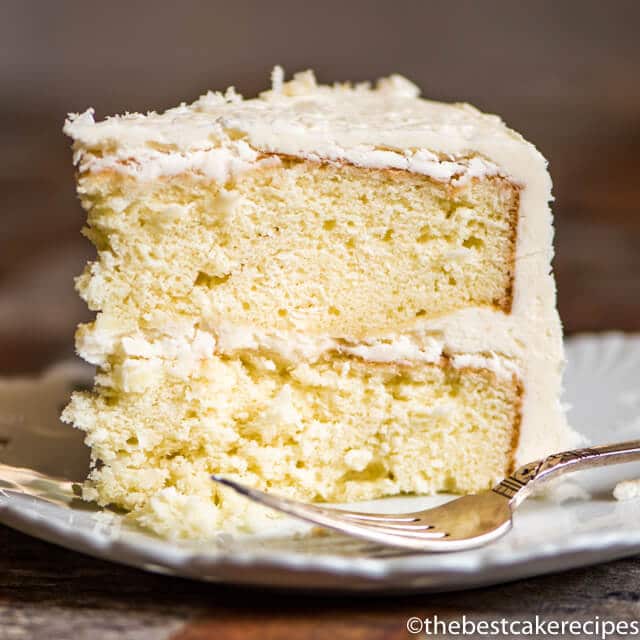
xmin=62 ymin=354 xmax=522 ymax=538
xmin=75 ymin=158 xmax=518 ymax=339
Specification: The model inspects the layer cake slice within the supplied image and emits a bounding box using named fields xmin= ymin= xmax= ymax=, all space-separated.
xmin=62 ymin=68 xmax=578 ymax=538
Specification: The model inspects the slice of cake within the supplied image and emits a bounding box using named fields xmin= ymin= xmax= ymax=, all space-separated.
xmin=62 ymin=68 xmax=578 ymax=539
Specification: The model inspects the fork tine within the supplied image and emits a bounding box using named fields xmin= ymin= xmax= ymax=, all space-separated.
xmin=351 ymin=521 xmax=437 ymax=531
xmin=211 ymin=476 xmax=412 ymax=525
xmin=211 ymin=476 xmax=447 ymax=543
xmin=212 ymin=476 xmax=418 ymax=522
xmin=337 ymin=512 xmax=421 ymax=523
xmin=357 ymin=527 xmax=446 ymax=539
xmin=212 ymin=475 xmax=346 ymax=521
xmin=211 ymin=476 xmax=517 ymax=551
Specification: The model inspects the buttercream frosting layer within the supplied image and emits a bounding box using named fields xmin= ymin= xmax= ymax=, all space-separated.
xmin=64 ymin=68 xmax=523 ymax=186
xmin=76 ymin=319 xmax=521 ymax=380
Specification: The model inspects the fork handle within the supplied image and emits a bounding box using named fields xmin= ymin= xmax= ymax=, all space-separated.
xmin=493 ymin=439 xmax=640 ymax=507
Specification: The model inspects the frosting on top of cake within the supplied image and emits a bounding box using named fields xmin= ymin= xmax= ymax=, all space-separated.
xmin=64 ymin=67 xmax=547 ymax=187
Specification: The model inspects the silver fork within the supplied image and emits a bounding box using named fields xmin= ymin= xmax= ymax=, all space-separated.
xmin=212 ymin=440 xmax=640 ymax=551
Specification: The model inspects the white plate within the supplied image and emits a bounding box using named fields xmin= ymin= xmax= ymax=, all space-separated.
xmin=1 ymin=333 xmax=639 ymax=593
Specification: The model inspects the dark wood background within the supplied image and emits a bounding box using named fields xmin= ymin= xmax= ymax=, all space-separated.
xmin=1 ymin=1 xmax=639 ymax=637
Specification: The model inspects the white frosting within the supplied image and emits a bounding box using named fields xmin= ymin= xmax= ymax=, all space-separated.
xmin=214 ymin=321 xmax=334 ymax=362
xmin=450 ymin=352 xmax=521 ymax=379
xmin=340 ymin=335 xmax=444 ymax=365
xmin=77 ymin=325 xmax=216 ymax=367
xmin=68 ymin=68 xmax=578 ymax=464
xmin=214 ymin=321 xmax=447 ymax=365
xmin=79 ymin=320 xmax=520 ymax=381
xmin=614 ymin=479 xmax=640 ymax=501
xmin=65 ymin=70 xmax=505 ymax=185
xmin=67 ymin=111 xmax=282 ymax=182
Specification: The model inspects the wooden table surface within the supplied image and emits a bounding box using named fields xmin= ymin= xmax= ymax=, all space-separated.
xmin=1 ymin=525 xmax=640 ymax=639
xmin=1 ymin=105 xmax=640 ymax=638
